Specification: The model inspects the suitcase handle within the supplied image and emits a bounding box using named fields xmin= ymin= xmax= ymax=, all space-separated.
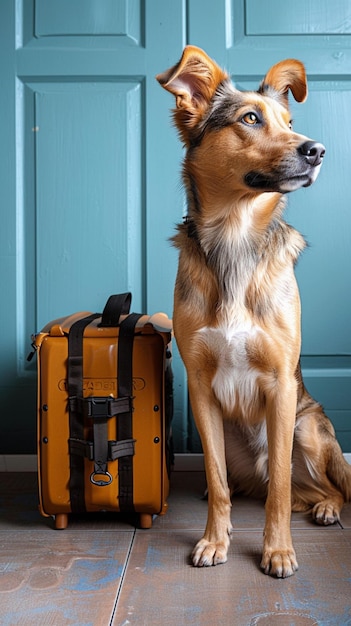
xmin=99 ymin=293 xmax=132 ymax=327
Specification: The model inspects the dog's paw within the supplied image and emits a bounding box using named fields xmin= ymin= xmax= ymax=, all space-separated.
xmin=260 ymin=549 xmax=298 ymax=578
xmin=312 ymin=501 xmax=340 ymax=526
xmin=192 ymin=538 xmax=228 ymax=567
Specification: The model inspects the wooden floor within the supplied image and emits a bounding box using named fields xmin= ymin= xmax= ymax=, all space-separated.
xmin=1 ymin=471 xmax=351 ymax=626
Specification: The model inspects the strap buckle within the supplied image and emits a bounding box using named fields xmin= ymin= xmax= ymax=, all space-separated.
xmin=69 ymin=395 xmax=133 ymax=419
xmin=85 ymin=396 xmax=115 ymax=419
xmin=85 ymin=395 xmax=133 ymax=418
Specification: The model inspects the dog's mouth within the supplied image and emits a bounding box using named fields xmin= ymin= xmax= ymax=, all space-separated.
xmin=244 ymin=166 xmax=321 ymax=194
xmin=245 ymin=141 xmax=325 ymax=193
xmin=279 ymin=174 xmax=316 ymax=192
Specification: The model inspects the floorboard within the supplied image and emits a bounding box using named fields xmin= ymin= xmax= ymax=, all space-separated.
xmin=0 ymin=471 xmax=350 ymax=626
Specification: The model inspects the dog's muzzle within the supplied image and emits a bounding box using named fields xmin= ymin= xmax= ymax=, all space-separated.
xmin=245 ymin=139 xmax=326 ymax=193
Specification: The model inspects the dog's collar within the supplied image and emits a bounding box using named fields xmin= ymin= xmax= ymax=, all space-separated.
xmin=183 ymin=215 xmax=199 ymax=241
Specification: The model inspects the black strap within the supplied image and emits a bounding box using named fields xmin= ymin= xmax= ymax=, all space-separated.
xmin=69 ymin=437 xmax=136 ymax=463
xmin=117 ymin=312 xmax=143 ymax=511
xmin=90 ymin=414 xmax=111 ymax=485
xmin=100 ymin=293 xmax=131 ymax=327
xmin=164 ymin=356 xmax=174 ymax=476
xmin=67 ymin=313 xmax=100 ymax=513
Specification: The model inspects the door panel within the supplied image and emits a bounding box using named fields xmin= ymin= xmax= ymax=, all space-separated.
xmin=34 ymin=0 xmax=139 ymax=38
xmin=246 ymin=0 xmax=351 ymax=35
xmin=33 ymin=82 xmax=143 ymax=324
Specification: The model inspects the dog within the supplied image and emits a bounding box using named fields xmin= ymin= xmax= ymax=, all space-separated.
xmin=157 ymin=45 xmax=351 ymax=578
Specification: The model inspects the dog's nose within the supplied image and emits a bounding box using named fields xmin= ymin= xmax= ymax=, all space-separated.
xmin=298 ymin=141 xmax=326 ymax=166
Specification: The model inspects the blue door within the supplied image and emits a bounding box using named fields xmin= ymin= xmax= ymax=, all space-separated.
xmin=186 ymin=0 xmax=351 ymax=452
xmin=1 ymin=0 xmax=350 ymax=454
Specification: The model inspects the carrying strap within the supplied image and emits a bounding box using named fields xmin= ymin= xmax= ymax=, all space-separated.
xmin=67 ymin=313 xmax=101 ymax=513
xmin=100 ymin=293 xmax=131 ymax=327
xmin=117 ymin=312 xmax=143 ymax=511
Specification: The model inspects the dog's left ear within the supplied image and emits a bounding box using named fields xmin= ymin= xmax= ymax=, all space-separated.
xmin=259 ymin=59 xmax=307 ymax=105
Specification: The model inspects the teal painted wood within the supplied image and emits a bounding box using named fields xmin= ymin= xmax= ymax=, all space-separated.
xmin=1 ymin=0 xmax=350 ymax=453
xmin=35 ymin=0 xmax=135 ymax=37
xmin=246 ymin=0 xmax=351 ymax=35
xmin=32 ymin=81 xmax=143 ymax=325
xmin=0 ymin=2 xmax=37 ymax=454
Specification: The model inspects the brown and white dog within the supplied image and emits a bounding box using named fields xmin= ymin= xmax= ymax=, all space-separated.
xmin=157 ymin=46 xmax=351 ymax=578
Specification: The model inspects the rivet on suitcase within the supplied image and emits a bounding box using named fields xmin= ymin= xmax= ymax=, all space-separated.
xmin=31 ymin=293 xmax=173 ymax=530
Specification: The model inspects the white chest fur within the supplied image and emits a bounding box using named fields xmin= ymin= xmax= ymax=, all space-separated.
xmin=197 ymin=320 xmax=264 ymax=418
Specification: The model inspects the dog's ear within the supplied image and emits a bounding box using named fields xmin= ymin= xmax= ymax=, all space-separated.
xmin=259 ymin=59 xmax=307 ymax=106
xmin=156 ymin=45 xmax=228 ymax=145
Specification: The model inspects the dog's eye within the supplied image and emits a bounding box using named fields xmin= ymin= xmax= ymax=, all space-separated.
xmin=242 ymin=112 xmax=259 ymax=126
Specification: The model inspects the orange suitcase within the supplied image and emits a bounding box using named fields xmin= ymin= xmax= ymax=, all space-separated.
xmin=32 ymin=293 xmax=173 ymax=530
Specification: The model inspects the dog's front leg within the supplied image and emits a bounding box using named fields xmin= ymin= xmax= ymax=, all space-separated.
xmin=261 ymin=379 xmax=299 ymax=578
xmin=188 ymin=377 xmax=233 ymax=567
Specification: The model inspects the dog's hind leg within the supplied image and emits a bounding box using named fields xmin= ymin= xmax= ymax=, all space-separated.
xmin=292 ymin=408 xmax=351 ymax=525
xmin=188 ymin=376 xmax=233 ymax=567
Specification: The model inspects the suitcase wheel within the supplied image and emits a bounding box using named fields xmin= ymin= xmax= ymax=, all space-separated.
xmin=159 ymin=502 xmax=168 ymax=516
xmin=55 ymin=513 xmax=69 ymax=530
xmin=139 ymin=513 xmax=153 ymax=529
